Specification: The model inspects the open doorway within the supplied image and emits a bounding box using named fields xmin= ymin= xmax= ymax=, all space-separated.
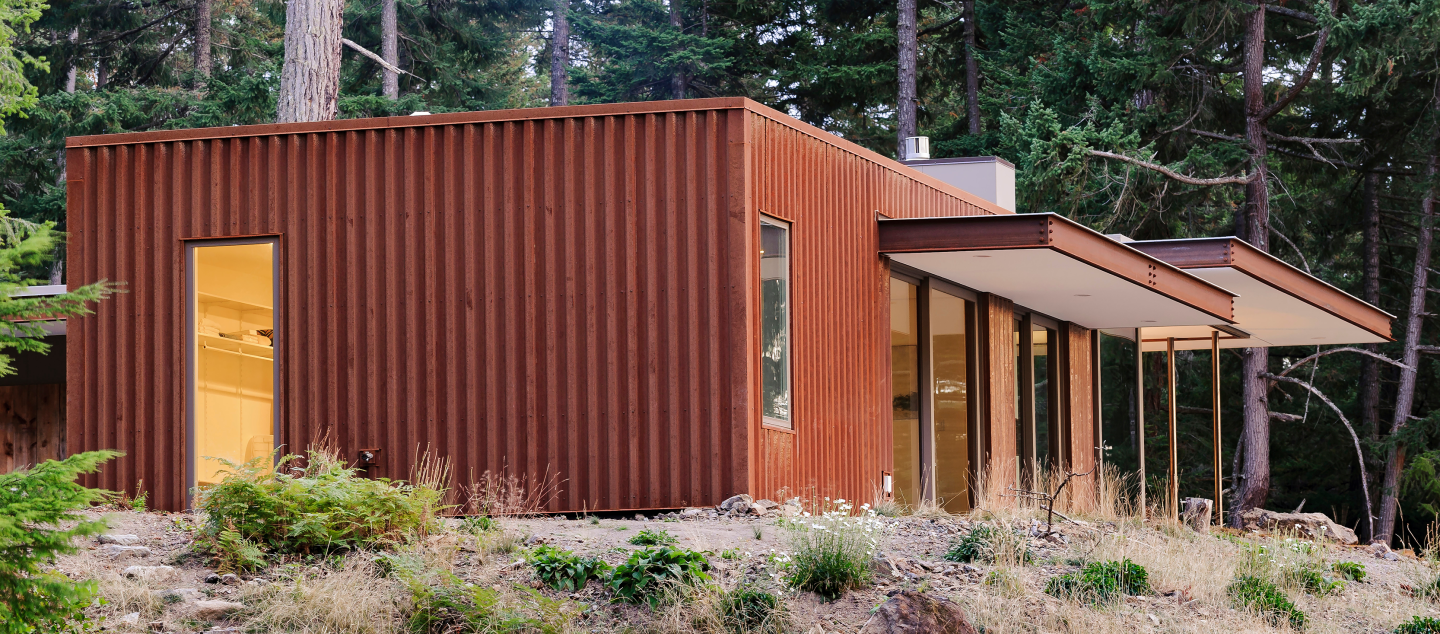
xmin=188 ymin=239 xmax=278 ymax=497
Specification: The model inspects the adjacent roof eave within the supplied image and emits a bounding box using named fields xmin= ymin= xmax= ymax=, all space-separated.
xmin=1129 ymin=237 xmax=1394 ymax=342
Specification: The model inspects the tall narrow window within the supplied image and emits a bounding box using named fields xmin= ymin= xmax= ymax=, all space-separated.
xmin=190 ymin=241 xmax=277 ymax=493
xmin=890 ymin=278 xmax=921 ymax=507
xmin=930 ymin=290 xmax=971 ymax=512
xmin=760 ymin=216 xmax=791 ymax=427
xmin=1033 ymin=322 xmax=1051 ymax=470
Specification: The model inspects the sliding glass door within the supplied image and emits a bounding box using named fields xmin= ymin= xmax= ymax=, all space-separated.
xmin=189 ymin=240 xmax=278 ymax=494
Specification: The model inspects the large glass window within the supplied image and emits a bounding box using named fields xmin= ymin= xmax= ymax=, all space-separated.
xmin=890 ymin=279 xmax=921 ymax=507
xmin=1034 ymin=323 xmax=1052 ymax=470
xmin=191 ymin=241 xmax=276 ymax=491
xmin=931 ymin=290 xmax=971 ymax=512
xmin=760 ymin=216 xmax=791 ymax=427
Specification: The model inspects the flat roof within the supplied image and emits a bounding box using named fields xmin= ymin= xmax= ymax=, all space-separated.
xmin=878 ymin=214 xmax=1237 ymax=329
xmin=1126 ymin=237 xmax=1393 ymax=351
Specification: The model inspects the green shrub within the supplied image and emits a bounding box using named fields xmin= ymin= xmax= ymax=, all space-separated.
xmin=1396 ymin=616 xmax=1440 ymax=633
xmin=211 ymin=520 xmax=269 ymax=573
xmin=606 ymin=546 xmax=711 ymax=607
xmin=194 ymin=447 xmax=446 ymax=558
xmin=459 ymin=516 xmax=497 ymax=535
xmin=783 ymin=499 xmax=887 ymax=601
xmin=1332 ymin=561 xmax=1366 ymax=582
xmin=404 ymin=570 xmax=537 ymax=633
xmin=0 ymin=451 xmax=120 ymax=634
xmin=718 ymin=585 xmax=788 ymax=634
xmin=1289 ymin=562 xmax=1345 ymax=596
xmin=1229 ymin=575 xmax=1307 ymax=630
xmin=1045 ymin=558 xmax=1151 ymax=604
xmin=943 ymin=524 xmax=1031 ymax=565
xmin=526 ymin=545 xmax=610 ymax=592
xmin=628 ymin=527 xmax=678 ymax=546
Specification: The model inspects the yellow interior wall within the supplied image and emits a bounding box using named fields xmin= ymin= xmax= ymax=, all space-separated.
xmin=193 ymin=243 xmax=274 ymax=487
xmin=891 ymin=280 xmax=921 ymax=508
xmin=931 ymin=291 xmax=970 ymax=513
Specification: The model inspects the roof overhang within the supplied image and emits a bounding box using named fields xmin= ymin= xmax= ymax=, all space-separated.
xmin=1125 ymin=237 xmax=1394 ymax=351
xmin=878 ymin=214 xmax=1237 ymax=330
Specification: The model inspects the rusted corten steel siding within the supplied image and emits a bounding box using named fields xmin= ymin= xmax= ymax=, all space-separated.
xmin=67 ymin=103 xmax=749 ymax=512
xmin=1061 ymin=324 xmax=1096 ymax=508
xmin=975 ymin=293 xmax=1017 ymax=497
xmin=740 ymin=104 xmax=1003 ymax=504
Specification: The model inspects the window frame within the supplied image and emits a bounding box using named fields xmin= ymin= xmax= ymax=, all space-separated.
xmin=184 ymin=235 xmax=282 ymax=507
xmin=759 ymin=214 xmax=793 ymax=430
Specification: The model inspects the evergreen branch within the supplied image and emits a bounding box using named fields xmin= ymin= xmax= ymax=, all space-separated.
xmin=919 ymin=14 xmax=963 ymax=37
xmin=80 ymin=6 xmax=193 ymax=47
xmin=1259 ymin=0 xmax=1337 ymax=122
xmin=1265 ymin=5 xmax=1317 ymax=23
xmin=341 ymin=38 xmax=415 ymax=77
xmin=1259 ymin=372 xmax=1374 ymax=538
xmin=1274 ymin=346 xmax=1412 ymax=379
xmin=1086 ymin=150 xmax=1255 ymax=186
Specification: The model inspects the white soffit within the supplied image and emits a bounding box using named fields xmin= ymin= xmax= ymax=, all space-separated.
xmin=889 ymin=249 xmax=1229 ymax=330
xmin=1136 ymin=267 xmax=1388 ymax=352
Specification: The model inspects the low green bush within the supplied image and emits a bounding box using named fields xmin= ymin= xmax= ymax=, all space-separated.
xmin=526 ymin=545 xmax=610 ymax=592
xmin=606 ymin=546 xmax=711 ymax=607
xmin=0 ymin=451 xmax=120 ymax=634
xmin=783 ymin=500 xmax=887 ymax=601
xmin=1332 ymin=560 xmax=1366 ymax=582
xmin=194 ymin=447 xmax=446 ymax=560
xmin=1045 ymin=558 xmax=1151 ymax=604
xmin=459 ymin=516 xmax=497 ymax=535
xmin=944 ymin=524 xmax=1032 ymax=565
xmin=1396 ymin=616 xmax=1440 ymax=633
xmin=1289 ymin=562 xmax=1345 ymax=596
xmin=404 ymin=570 xmax=536 ymax=633
xmin=1229 ymin=575 xmax=1307 ymax=630
xmin=718 ymin=585 xmax=788 ymax=634
xmin=627 ymin=527 xmax=678 ymax=546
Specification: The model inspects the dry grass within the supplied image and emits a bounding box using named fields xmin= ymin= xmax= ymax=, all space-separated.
xmin=463 ymin=464 xmax=562 ymax=518
xmin=241 ymin=556 xmax=404 ymax=634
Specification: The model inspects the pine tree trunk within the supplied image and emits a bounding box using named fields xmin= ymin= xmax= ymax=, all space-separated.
xmin=64 ymin=28 xmax=78 ymax=93
xmin=897 ymin=0 xmax=917 ymax=156
xmin=1377 ymin=98 xmax=1440 ymax=544
xmin=382 ymin=0 xmax=398 ymax=100
xmin=195 ymin=0 xmax=212 ymax=78
xmin=1234 ymin=1 xmax=1272 ymax=525
xmin=962 ymin=0 xmax=979 ymax=135
xmin=670 ymin=0 xmax=685 ymax=99
xmin=550 ymin=0 xmax=569 ymax=106
xmin=276 ymin=0 xmax=346 ymax=123
xmin=1361 ymin=170 xmax=1382 ymax=541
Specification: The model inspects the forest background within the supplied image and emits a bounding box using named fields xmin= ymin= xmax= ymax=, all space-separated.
xmin=2 ymin=0 xmax=1440 ymax=545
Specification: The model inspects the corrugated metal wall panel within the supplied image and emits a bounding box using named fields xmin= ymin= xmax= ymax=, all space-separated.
xmin=1063 ymin=324 xmax=1096 ymax=508
xmin=68 ymin=109 xmax=745 ymax=512
xmin=977 ymin=293 xmax=1017 ymax=495
xmin=743 ymin=109 xmax=1000 ymax=506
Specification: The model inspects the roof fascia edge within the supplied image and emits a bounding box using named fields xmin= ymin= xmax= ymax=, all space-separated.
xmin=67 ymin=98 xmax=751 ymax=148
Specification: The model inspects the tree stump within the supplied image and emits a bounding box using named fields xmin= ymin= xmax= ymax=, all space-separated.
xmin=1182 ymin=498 xmax=1214 ymax=532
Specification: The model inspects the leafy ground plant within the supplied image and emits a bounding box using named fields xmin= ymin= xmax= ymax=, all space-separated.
xmin=944 ymin=523 xmax=1032 ymax=566
xmin=1045 ymin=558 xmax=1152 ymax=604
xmin=1333 ymin=561 xmax=1366 ymax=582
xmin=1396 ymin=616 xmax=1440 ymax=633
xmin=526 ymin=545 xmax=610 ymax=592
xmin=194 ymin=446 xmax=446 ymax=560
xmin=718 ymin=585 xmax=789 ymax=634
xmin=0 ymin=450 xmax=120 ymax=634
xmin=627 ymin=527 xmax=678 ymax=546
xmin=607 ymin=546 xmax=711 ymax=607
xmin=783 ymin=499 xmax=887 ymax=601
xmin=459 ymin=516 xmax=497 ymax=535
xmin=1229 ymin=575 xmax=1307 ymax=630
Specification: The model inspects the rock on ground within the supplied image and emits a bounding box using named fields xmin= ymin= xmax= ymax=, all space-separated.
xmin=123 ymin=565 xmax=174 ymax=578
xmin=193 ymin=600 xmax=245 ymax=620
xmin=98 ymin=534 xmax=141 ymax=545
xmin=859 ymin=589 xmax=979 ymax=634
xmin=100 ymin=545 xmax=153 ymax=559
xmin=1238 ymin=508 xmax=1358 ymax=545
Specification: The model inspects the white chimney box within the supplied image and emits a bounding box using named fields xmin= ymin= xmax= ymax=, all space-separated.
xmin=901 ymin=154 xmax=1017 ymax=213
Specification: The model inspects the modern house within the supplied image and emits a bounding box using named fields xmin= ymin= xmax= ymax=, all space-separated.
xmin=5 ymin=98 xmax=1390 ymax=514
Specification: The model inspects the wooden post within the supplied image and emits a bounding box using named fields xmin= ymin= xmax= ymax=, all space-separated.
xmin=1212 ymin=330 xmax=1223 ymax=525
xmin=1168 ymin=336 xmax=1178 ymax=519
xmin=1136 ymin=327 xmax=1146 ymax=517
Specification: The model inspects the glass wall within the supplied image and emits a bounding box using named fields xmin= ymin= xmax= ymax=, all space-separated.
xmin=890 ymin=278 xmax=921 ymax=507
xmin=192 ymin=242 xmax=276 ymax=489
xmin=931 ymin=290 xmax=971 ymax=512
xmin=1033 ymin=323 xmax=1052 ymax=469
xmin=760 ymin=216 xmax=791 ymax=427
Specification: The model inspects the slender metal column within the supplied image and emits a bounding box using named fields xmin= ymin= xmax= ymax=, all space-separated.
xmin=1135 ymin=327 xmax=1146 ymax=517
xmin=1212 ymin=330 xmax=1222 ymax=524
xmin=1167 ymin=336 xmax=1178 ymax=518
